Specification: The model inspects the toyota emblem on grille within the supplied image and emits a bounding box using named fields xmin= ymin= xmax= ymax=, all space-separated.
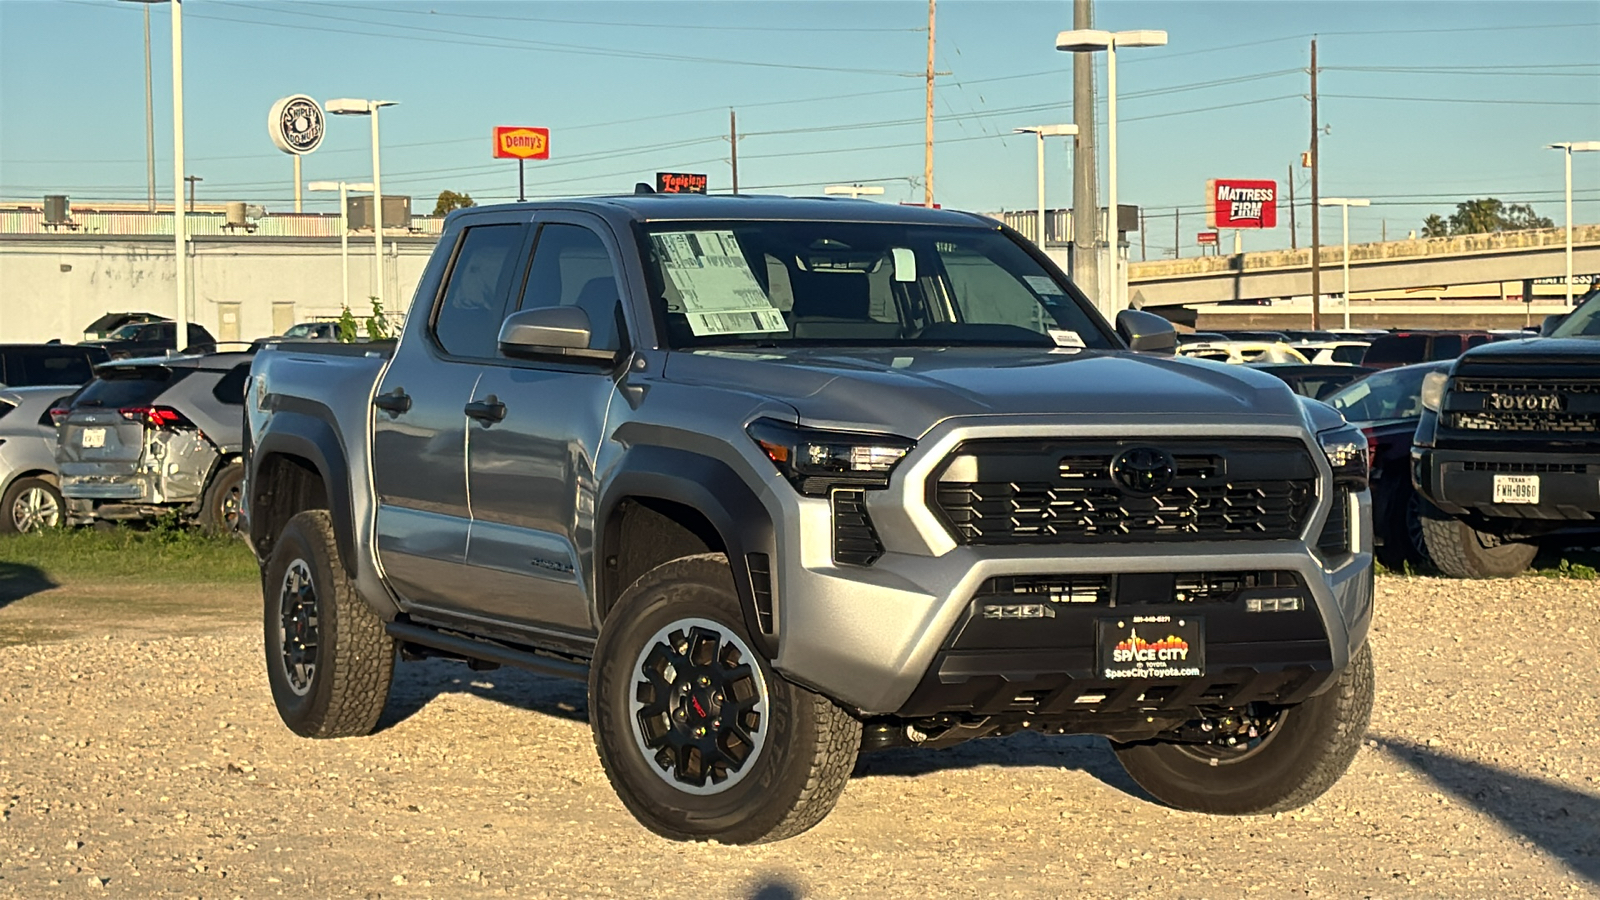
xmin=1111 ymin=447 xmax=1176 ymax=494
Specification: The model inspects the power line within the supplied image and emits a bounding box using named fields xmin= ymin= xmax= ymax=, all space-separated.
xmin=286 ymin=0 xmax=923 ymax=34
xmin=1322 ymin=93 xmax=1596 ymax=106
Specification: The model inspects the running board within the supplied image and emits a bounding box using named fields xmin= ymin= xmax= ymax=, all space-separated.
xmin=386 ymin=621 xmax=589 ymax=682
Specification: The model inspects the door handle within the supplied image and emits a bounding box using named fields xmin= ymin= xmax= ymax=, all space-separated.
xmin=373 ymin=388 xmax=411 ymax=414
xmin=465 ymin=395 xmax=506 ymax=424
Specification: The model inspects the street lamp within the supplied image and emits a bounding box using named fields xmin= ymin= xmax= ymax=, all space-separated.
xmin=823 ymin=185 xmax=887 ymax=200
xmin=1547 ymin=141 xmax=1600 ymax=305
xmin=307 ymin=181 xmax=375 ymax=313
xmin=1013 ymin=124 xmax=1078 ymax=247
xmin=326 ymin=99 xmax=398 ymax=310
xmin=1056 ymin=28 xmax=1166 ymax=316
xmin=1319 ymin=197 xmax=1370 ymax=329
xmin=121 ymin=0 xmax=186 ymax=351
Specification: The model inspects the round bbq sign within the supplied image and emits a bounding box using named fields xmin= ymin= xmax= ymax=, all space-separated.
xmin=269 ymin=94 xmax=325 ymax=155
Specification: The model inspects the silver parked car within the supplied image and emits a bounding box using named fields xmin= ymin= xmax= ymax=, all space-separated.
xmin=0 ymin=386 xmax=76 ymax=533
xmin=56 ymin=352 xmax=252 ymax=533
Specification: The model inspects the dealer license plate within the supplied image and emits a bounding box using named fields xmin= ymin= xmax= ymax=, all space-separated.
xmin=80 ymin=427 xmax=106 ymax=449
xmin=1492 ymin=474 xmax=1539 ymax=505
xmin=1097 ymin=615 xmax=1205 ymax=680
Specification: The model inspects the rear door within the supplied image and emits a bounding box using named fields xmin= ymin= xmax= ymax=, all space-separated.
xmin=370 ymin=215 xmax=530 ymax=610
xmin=463 ymin=214 xmax=629 ymax=635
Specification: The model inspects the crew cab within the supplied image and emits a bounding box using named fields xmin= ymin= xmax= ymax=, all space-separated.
xmin=1412 ymin=288 xmax=1600 ymax=577
xmin=244 ymin=195 xmax=1376 ymax=844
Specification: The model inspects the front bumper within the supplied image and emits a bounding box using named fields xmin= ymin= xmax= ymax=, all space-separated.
xmin=767 ymin=416 xmax=1374 ymax=715
xmin=1413 ymin=447 xmax=1600 ymax=523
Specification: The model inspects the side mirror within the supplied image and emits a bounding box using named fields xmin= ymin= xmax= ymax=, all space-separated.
xmin=1540 ymin=313 xmax=1568 ymax=337
xmin=497 ymin=306 xmax=618 ymax=363
xmin=1115 ymin=309 xmax=1177 ymax=355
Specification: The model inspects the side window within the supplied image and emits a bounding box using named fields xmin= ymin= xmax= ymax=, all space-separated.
xmin=17 ymin=350 xmax=94 ymax=386
xmin=210 ymin=364 xmax=251 ymax=405
xmin=1429 ymin=334 xmax=1463 ymax=360
xmin=516 ymin=224 xmax=624 ymax=351
xmin=433 ymin=224 xmax=527 ymax=358
xmin=1466 ymin=334 xmax=1490 ymax=349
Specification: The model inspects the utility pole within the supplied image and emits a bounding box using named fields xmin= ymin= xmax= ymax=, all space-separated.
xmin=1287 ymin=162 xmax=1297 ymax=250
xmin=185 ymin=174 xmax=201 ymax=213
xmin=143 ymin=5 xmax=156 ymax=212
xmin=1070 ymin=0 xmax=1099 ymax=300
xmin=1173 ymin=207 xmax=1179 ymax=259
xmin=1309 ymin=37 xmax=1322 ymax=329
xmin=923 ymin=0 xmax=935 ymax=207
xmin=729 ymin=109 xmax=739 ymax=195
xmin=1139 ymin=210 xmax=1146 ymax=261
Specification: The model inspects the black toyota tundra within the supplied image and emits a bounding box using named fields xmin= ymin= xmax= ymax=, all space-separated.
xmin=1412 ymin=287 xmax=1600 ymax=577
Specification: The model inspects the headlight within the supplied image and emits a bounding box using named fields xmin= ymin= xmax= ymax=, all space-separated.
xmin=1420 ymin=370 xmax=1448 ymax=413
xmin=1318 ymin=423 xmax=1369 ymax=489
xmin=746 ymin=418 xmax=914 ymax=496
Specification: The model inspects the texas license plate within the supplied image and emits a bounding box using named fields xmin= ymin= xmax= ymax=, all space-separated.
xmin=1097 ymin=615 xmax=1205 ymax=680
xmin=1492 ymin=474 xmax=1539 ymax=505
xmin=80 ymin=427 xmax=106 ymax=449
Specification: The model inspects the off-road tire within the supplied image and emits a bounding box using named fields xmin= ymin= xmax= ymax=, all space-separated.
xmin=263 ymin=510 xmax=395 ymax=738
xmin=1420 ymin=504 xmax=1537 ymax=578
xmin=1 ymin=476 xmax=63 ymax=534
xmin=589 ymin=553 xmax=861 ymax=844
xmin=1113 ymin=642 xmax=1375 ymax=815
xmin=198 ymin=460 xmax=245 ymax=536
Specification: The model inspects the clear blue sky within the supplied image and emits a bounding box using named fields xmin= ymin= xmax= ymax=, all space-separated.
xmin=2 ymin=0 xmax=1596 ymax=254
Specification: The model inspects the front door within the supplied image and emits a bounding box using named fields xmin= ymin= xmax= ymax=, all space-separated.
xmin=464 ymin=215 xmax=628 ymax=636
xmin=371 ymin=217 xmax=529 ymax=609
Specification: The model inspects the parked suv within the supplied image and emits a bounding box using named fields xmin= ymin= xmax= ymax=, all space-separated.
xmin=0 ymin=344 xmax=109 ymax=388
xmin=0 ymin=387 xmax=76 ymax=533
xmin=56 ymin=353 xmax=251 ymax=531
xmin=245 ymin=196 xmax=1375 ymax=844
xmin=1413 ymin=290 xmax=1600 ymax=576
xmin=1362 ymin=330 xmax=1492 ymax=370
xmin=82 ymin=321 xmax=218 ymax=359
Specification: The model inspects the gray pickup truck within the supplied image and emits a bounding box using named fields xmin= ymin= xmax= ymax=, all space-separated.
xmin=244 ymin=195 xmax=1375 ymax=844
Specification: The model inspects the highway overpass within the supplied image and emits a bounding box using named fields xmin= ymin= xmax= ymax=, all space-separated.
xmin=1128 ymin=225 xmax=1600 ymax=308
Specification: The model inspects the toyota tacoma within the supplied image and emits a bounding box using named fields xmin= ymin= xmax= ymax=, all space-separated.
xmin=244 ymin=195 xmax=1375 ymax=844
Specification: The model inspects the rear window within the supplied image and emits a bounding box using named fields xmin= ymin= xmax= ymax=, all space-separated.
xmin=4 ymin=348 xmax=97 ymax=386
xmin=1362 ymin=335 xmax=1425 ymax=365
xmin=73 ymin=368 xmax=188 ymax=408
xmin=0 ymin=400 xmax=14 ymax=420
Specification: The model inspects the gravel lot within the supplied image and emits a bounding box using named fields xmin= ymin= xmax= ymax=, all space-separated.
xmin=1 ymin=574 xmax=1596 ymax=899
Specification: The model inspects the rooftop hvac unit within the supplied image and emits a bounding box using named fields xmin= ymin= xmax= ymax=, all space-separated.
xmin=346 ymin=195 xmax=412 ymax=231
xmin=44 ymin=195 xmax=70 ymax=225
xmin=225 ymin=202 xmax=248 ymax=228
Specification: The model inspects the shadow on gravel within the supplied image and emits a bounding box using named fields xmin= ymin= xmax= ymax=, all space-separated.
xmin=0 ymin=562 xmax=56 ymax=609
xmin=375 ymin=659 xmax=590 ymax=733
xmin=1377 ymin=736 xmax=1600 ymax=886
xmin=745 ymin=878 xmax=801 ymax=900
xmin=853 ymin=731 xmax=1147 ymax=799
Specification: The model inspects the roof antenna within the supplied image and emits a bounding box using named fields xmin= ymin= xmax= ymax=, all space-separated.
xmin=634 ymin=182 xmax=656 ymax=195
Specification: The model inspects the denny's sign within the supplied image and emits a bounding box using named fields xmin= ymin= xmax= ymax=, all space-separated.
xmin=493 ymin=126 xmax=550 ymax=160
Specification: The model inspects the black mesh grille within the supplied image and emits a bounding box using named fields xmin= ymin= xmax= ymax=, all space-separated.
xmin=974 ymin=574 xmax=1111 ymax=606
xmin=1462 ymin=460 xmax=1590 ymax=474
xmin=1317 ymin=487 xmax=1351 ymax=556
xmin=933 ymin=439 xmax=1317 ymax=545
xmin=1445 ymin=378 xmax=1600 ymax=434
xmin=832 ymin=489 xmax=884 ymax=566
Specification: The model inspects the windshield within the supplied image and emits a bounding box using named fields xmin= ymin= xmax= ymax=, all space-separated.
xmin=1325 ymin=365 xmax=1436 ymax=423
xmin=638 ymin=221 xmax=1113 ymax=350
xmin=1550 ymin=290 xmax=1600 ymax=338
xmin=106 ymin=323 xmax=147 ymax=340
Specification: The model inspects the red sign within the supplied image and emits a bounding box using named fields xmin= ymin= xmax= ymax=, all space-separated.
xmin=656 ymin=172 xmax=708 ymax=194
xmin=1197 ymin=231 xmax=1219 ymax=245
xmin=1207 ymin=179 xmax=1277 ymax=229
xmin=493 ymin=126 xmax=550 ymax=160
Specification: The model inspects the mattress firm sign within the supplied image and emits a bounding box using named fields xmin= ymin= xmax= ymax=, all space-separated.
xmin=1208 ymin=179 xmax=1277 ymax=229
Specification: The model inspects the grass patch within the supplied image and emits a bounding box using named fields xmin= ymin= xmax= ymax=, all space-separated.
xmin=0 ymin=525 xmax=258 ymax=586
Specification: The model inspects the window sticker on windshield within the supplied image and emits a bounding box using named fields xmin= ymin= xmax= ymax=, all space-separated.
xmin=891 ymin=247 xmax=917 ymax=282
xmin=1048 ymin=329 xmax=1086 ymax=348
xmin=651 ymin=230 xmax=788 ymax=336
xmin=1025 ymin=275 xmax=1066 ymax=296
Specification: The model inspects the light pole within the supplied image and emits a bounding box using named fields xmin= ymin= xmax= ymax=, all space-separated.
xmin=326 ymin=99 xmax=398 ymax=310
xmin=1319 ymin=197 xmax=1369 ymax=329
xmin=1056 ymin=29 xmax=1166 ymax=316
xmin=823 ymin=185 xmax=887 ymax=200
xmin=308 ymin=181 xmax=374 ymax=314
xmin=1013 ymin=124 xmax=1078 ymax=247
xmin=1547 ymin=141 xmax=1600 ymax=305
xmin=121 ymin=0 xmax=186 ymax=351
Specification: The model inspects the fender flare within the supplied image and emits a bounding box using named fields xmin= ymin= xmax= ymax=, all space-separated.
xmin=598 ymin=444 xmax=777 ymax=655
xmin=250 ymin=409 xmax=357 ymax=577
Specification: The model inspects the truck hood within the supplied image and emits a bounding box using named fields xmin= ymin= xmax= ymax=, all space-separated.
xmin=1455 ymin=337 xmax=1600 ymax=371
xmin=662 ymin=347 xmax=1308 ymax=437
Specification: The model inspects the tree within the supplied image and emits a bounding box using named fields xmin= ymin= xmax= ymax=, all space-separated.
xmin=1503 ymin=203 xmax=1554 ymax=230
xmin=1420 ymin=214 xmax=1448 ymax=238
xmin=433 ymin=190 xmax=476 ymax=216
xmin=1431 ymin=197 xmax=1556 ymax=236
